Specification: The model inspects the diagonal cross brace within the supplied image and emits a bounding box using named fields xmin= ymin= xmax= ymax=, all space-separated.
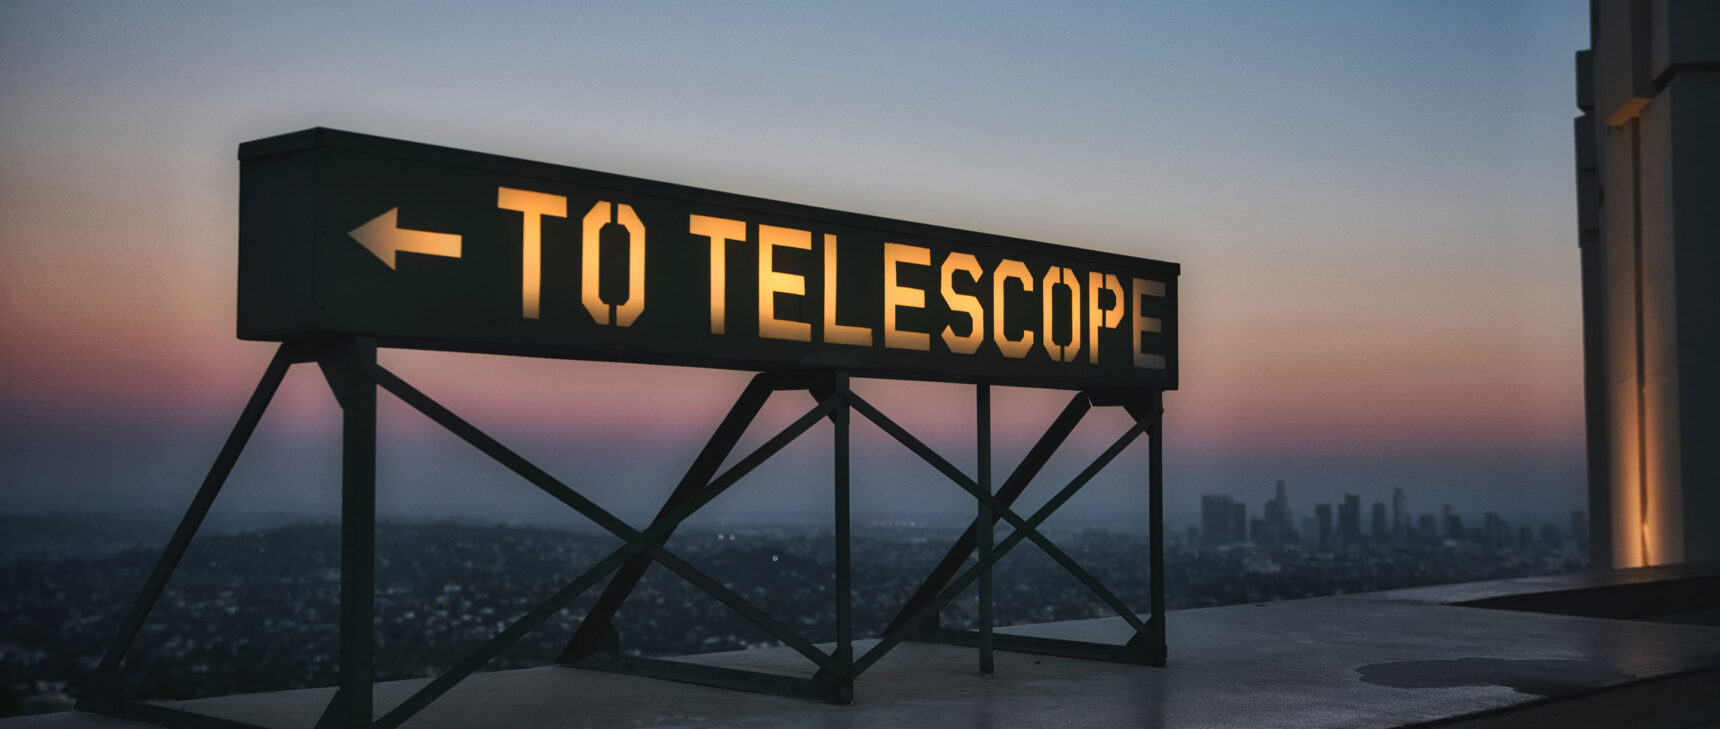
xmin=883 ymin=393 xmax=1091 ymax=634
xmin=857 ymin=422 xmax=1155 ymax=675
xmin=560 ymin=375 xmax=774 ymax=661
xmin=368 ymin=365 xmax=841 ymax=669
xmin=844 ymin=391 xmax=1157 ymax=674
xmin=363 ymin=366 xmax=847 ymax=726
xmin=78 ymin=344 xmax=297 ymax=714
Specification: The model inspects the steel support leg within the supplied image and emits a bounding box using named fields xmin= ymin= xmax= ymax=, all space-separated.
xmin=822 ymin=373 xmax=854 ymax=702
xmin=317 ymin=338 xmax=377 ymax=729
xmin=1144 ymin=393 xmax=1167 ymax=664
xmin=976 ymin=383 xmax=994 ymax=676
xmin=77 ymin=344 xmax=296 ymax=716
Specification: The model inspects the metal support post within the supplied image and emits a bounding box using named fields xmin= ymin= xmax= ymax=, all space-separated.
xmin=976 ymin=383 xmax=994 ymax=676
xmin=317 ymin=338 xmax=378 ymax=729
xmin=1145 ymin=392 xmax=1167 ymax=664
xmin=821 ymin=372 xmax=854 ymax=702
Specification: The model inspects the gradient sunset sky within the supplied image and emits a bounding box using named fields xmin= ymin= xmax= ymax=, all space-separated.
xmin=0 ymin=1 xmax=1588 ymax=530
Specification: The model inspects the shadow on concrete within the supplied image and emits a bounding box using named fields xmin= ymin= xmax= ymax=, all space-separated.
xmin=1355 ymin=658 xmax=1634 ymax=696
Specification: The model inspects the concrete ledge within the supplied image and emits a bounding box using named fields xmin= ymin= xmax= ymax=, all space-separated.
xmin=8 ymin=567 xmax=1720 ymax=729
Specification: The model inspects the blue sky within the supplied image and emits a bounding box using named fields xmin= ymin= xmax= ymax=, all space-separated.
xmin=0 ymin=1 xmax=1590 ymax=530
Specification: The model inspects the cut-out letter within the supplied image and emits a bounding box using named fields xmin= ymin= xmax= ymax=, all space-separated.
xmin=758 ymin=225 xmax=812 ymax=342
xmin=581 ymin=201 xmax=646 ymax=327
xmin=823 ymin=234 xmax=873 ymax=346
xmin=691 ymin=215 xmax=746 ymax=335
xmin=497 ymin=187 xmax=567 ymax=319
xmin=1087 ymin=272 xmax=1124 ymax=364
xmin=1132 ymin=278 xmax=1166 ymax=369
xmin=883 ymin=243 xmax=932 ymax=351
xmin=1041 ymin=267 xmax=1081 ymax=363
xmin=940 ymin=252 xmax=985 ymax=354
xmin=993 ymin=259 xmax=1034 ymax=358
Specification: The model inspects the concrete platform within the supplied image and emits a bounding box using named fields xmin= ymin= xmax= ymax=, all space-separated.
xmin=9 ymin=567 xmax=1720 ymax=729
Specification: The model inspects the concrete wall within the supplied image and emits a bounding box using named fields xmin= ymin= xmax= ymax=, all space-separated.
xmin=1581 ymin=0 xmax=1720 ymax=567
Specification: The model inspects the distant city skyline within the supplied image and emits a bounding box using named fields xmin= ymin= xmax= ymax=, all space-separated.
xmin=1190 ymin=479 xmax=1588 ymax=551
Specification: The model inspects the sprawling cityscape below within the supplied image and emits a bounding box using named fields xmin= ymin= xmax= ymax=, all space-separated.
xmin=0 ymin=484 xmax=1589 ymax=717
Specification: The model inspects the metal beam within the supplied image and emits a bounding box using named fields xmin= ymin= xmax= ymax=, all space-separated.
xmin=79 ymin=345 xmax=295 ymax=714
xmin=368 ymin=365 xmax=843 ymax=671
xmin=849 ymin=395 xmax=1154 ymax=676
xmin=317 ymin=338 xmax=378 ymax=729
xmin=882 ymin=394 xmax=1090 ymax=634
xmin=976 ymin=383 xmax=994 ymax=676
xmin=561 ymin=376 xmax=773 ymax=662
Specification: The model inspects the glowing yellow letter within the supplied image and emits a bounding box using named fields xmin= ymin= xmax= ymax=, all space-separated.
xmin=883 ymin=243 xmax=932 ymax=351
xmin=1132 ymin=278 xmax=1166 ymax=369
xmin=758 ymin=225 xmax=812 ymax=342
xmin=1087 ymin=272 xmax=1124 ymax=364
xmin=940 ymin=252 xmax=984 ymax=354
xmin=690 ymin=215 xmax=746 ymax=335
xmin=1041 ymin=267 xmax=1082 ymax=363
xmin=823 ymin=234 xmax=873 ymax=346
xmin=497 ymin=187 xmax=567 ymax=319
xmin=993 ymin=259 xmax=1034 ymax=358
xmin=581 ymin=202 xmax=646 ymax=326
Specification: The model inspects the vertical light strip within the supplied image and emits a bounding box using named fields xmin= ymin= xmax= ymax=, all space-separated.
xmin=1631 ymin=121 xmax=1650 ymax=567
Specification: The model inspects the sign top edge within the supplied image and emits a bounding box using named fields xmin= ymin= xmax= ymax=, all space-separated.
xmin=237 ymin=127 xmax=1181 ymax=277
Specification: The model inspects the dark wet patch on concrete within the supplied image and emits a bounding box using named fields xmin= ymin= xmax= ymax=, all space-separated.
xmin=1356 ymin=658 xmax=1635 ymax=696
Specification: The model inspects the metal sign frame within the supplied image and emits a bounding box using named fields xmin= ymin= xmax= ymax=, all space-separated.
xmin=81 ymin=130 xmax=1172 ymax=727
xmin=79 ymin=338 xmax=1164 ymax=727
xmin=236 ymin=128 xmax=1179 ymax=393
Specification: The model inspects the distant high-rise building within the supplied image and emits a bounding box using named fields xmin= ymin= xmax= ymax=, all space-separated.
xmin=1371 ymin=502 xmax=1387 ymax=540
xmin=1418 ymin=513 xmax=1437 ymax=536
xmin=1262 ymin=479 xmax=1295 ymax=543
xmin=1300 ymin=516 xmax=1320 ymax=546
xmin=1541 ymin=523 xmax=1563 ymax=548
xmin=1339 ymin=494 xmax=1361 ymax=542
xmin=1201 ymin=495 xmax=1236 ymax=547
xmin=1444 ymin=505 xmax=1462 ymax=540
xmin=1231 ymin=502 xmax=1247 ymax=545
xmin=1250 ymin=518 xmax=1276 ymax=545
xmin=1316 ymin=504 xmax=1333 ymax=546
xmin=1484 ymin=513 xmax=1508 ymax=547
xmin=1391 ymin=488 xmax=1406 ymax=534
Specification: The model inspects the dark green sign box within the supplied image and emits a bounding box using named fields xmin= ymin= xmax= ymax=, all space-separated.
xmin=238 ymin=128 xmax=1179 ymax=391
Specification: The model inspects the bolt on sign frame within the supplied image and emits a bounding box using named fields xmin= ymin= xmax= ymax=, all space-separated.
xmin=79 ymin=129 xmax=1178 ymax=728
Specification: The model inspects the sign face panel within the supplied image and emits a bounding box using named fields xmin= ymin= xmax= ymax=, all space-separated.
xmin=238 ymin=129 xmax=1178 ymax=390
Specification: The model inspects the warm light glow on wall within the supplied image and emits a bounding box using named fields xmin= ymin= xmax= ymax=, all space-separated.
xmin=940 ymin=252 xmax=984 ymax=355
xmin=581 ymin=201 xmax=646 ymax=327
xmin=690 ymin=214 xmax=744 ymax=335
xmin=822 ymin=234 xmax=873 ymax=347
xmin=496 ymin=187 xmax=568 ymax=319
xmin=1087 ymin=272 xmax=1124 ymax=364
xmin=758 ymin=225 xmax=812 ymax=342
xmin=993 ymin=259 xmax=1034 ymax=359
xmin=883 ymin=242 xmax=931 ymax=351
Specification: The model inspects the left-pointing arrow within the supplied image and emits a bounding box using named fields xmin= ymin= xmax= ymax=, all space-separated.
xmin=349 ymin=208 xmax=462 ymax=269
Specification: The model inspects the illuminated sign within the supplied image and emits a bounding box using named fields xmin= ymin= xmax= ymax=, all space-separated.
xmin=239 ymin=129 xmax=1179 ymax=390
